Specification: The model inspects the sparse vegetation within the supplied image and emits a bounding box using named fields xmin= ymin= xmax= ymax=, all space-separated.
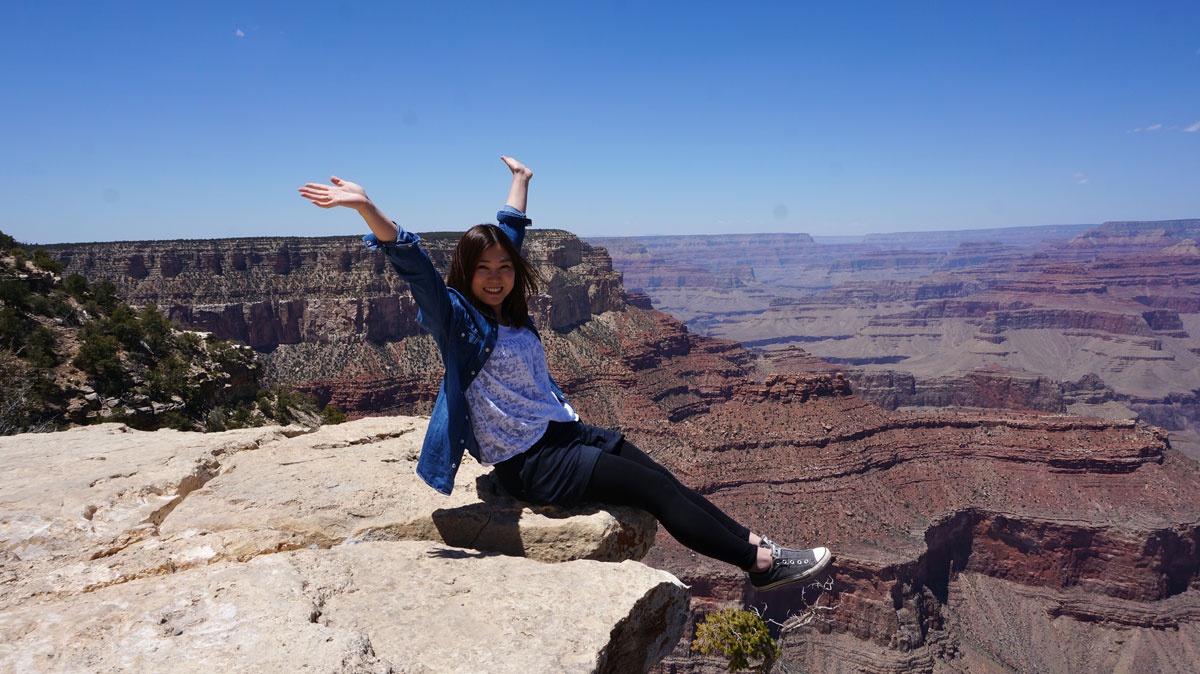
xmin=320 ymin=404 xmax=347 ymax=425
xmin=692 ymin=608 xmax=781 ymax=673
xmin=0 ymin=229 xmax=340 ymax=435
xmin=692 ymin=590 xmax=841 ymax=674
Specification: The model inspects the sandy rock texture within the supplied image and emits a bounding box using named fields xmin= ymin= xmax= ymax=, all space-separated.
xmin=0 ymin=418 xmax=684 ymax=673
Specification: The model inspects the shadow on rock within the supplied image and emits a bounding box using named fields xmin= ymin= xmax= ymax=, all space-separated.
xmin=430 ymin=472 xmax=659 ymax=563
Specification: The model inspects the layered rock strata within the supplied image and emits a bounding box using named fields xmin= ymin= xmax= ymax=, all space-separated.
xmin=45 ymin=231 xmax=623 ymax=355
xmin=646 ymin=397 xmax=1200 ymax=674
xmin=595 ymin=221 xmax=1200 ymax=459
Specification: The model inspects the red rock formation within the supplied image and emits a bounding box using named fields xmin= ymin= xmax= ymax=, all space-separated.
xmin=849 ymin=367 xmax=1068 ymax=412
xmin=647 ymin=400 xmax=1199 ymax=673
xmin=977 ymin=309 xmax=1155 ymax=337
xmin=598 ymin=220 xmax=1200 ymax=466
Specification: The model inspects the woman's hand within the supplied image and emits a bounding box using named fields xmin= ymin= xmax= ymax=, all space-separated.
xmin=298 ymin=176 xmax=371 ymax=210
xmin=299 ymin=175 xmax=399 ymax=242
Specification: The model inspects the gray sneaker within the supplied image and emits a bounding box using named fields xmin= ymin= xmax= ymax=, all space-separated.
xmin=748 ymin=541 xmax=832 ymax=592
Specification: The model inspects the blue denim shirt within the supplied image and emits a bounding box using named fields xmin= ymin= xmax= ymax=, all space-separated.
xmin=364 ymin=207 xmax=568 ymax=495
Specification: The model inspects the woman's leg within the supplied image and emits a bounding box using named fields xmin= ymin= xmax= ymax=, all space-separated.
xmin=611 ymin=439 xmax=752 ymax=541
xmin=501 ymin=156 xmax=533 ymax=212
xmin=581 ymin=449 xmax=760 ymax=571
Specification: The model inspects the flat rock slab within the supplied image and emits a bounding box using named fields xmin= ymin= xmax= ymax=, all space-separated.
xmin=1 ymin=418 xmax=658 ymax=606
xmin=0 ymin=540 xmax=689 ymax=674
xmin=0 ymin=423 xmax=289 ymax=562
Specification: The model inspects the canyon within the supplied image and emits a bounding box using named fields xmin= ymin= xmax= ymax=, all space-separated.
xmin=35 ymin=224 xmax=1200 ymax=672
xmin=592 ymin=219 xmax=1200 ymax=461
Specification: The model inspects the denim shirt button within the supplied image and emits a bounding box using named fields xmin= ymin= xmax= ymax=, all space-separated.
xmin=470 ymin=370 xmax=476 ymax=376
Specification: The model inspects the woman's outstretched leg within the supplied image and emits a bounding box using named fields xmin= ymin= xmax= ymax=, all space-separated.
xmin=587 ymin=440 xmax=835 ymax=590
xmin=611 ymin=439 xmax=753 ymax=542
xmin=582 ymin=450 xmax=761 ymax=571
xmin=501 ymin=156 xmax=533 ymax=212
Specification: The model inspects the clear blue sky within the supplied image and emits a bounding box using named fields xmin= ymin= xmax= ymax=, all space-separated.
xmin=2 ymin=1 xmax=1197 ymax=244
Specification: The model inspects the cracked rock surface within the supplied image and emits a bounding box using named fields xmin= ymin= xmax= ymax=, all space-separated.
xmin=0 ymin=418 xmax=684 ymax=673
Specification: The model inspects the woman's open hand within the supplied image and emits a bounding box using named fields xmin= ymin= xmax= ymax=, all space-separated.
xmin=298 ymin=176 xmax=370 ymax=210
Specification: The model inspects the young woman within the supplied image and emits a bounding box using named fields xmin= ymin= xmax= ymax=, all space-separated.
xmin=298 ymin=157 xmax=832 ymax=591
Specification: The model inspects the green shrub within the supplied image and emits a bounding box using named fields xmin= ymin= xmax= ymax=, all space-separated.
xmin=25 ymin=326 xmax=58 ymax=368
xmin=156 ymin=410 xmax=193 ymax=431
xmin=91 ymin=280 xmax=119 ymax=313
xmin=692 ymin=608 xmax=781 ymax=673
xmin=320 ymin=404 xmax=347 ymax=425
xmin=62 ymin=273 xmax=89 ymax=299
xmin=255 ymin=389 xmax=272 ymax=416
xmin=27 ymin=292 xmax=54 ymax=317
xmin=107 ymin=304 xmax=144 ymax=350
xmin=228 ymin=403 xmax=254 ymax=428
xmin=267 ymin=386 xmax=320 ymax=424
xmin=138 ymin=305 xmax=176 ymax=354
xmin=32 ymin=249 xmax=63 ymax=274
xmin=1 ymin=352 xmax=36 ymax=434
xmin=44 ymin=293 xmax=74 ymax=319
xmin=0 ymin=278 xmax=32 ymax=310
xmin=206 ymin=407 xmax=228 ymax=432
xmin=73 ymin=331 xmax=128 ymax=395
xmin=147 ymin=353 xmax=189 ymax=399
xmin=178 ymin=331 xmax=203 ymax=351
xmin=0 ymin=306 xmax=26 ymax=350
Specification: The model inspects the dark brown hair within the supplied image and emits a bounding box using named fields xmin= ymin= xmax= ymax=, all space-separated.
xmin=447 ymin=224 xmax=542 ymax=326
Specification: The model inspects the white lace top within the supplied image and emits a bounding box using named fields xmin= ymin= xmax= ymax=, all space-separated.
xmin=466 ymin=324 xmax=578 ymax=465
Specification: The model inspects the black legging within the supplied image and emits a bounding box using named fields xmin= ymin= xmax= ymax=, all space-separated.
xmin=580 ymin=439 xmax=759 ymax=571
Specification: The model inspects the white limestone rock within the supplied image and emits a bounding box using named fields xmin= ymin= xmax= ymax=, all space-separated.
xmin=0 ymin=422 xmax=287 ymax=563
xmin=0 ymin=541 xmax=688 ymax=673
xmin=157 ymin=416 xmax=658 ymax=565
xmin=0 ymin=419 xmax=682 ymax=672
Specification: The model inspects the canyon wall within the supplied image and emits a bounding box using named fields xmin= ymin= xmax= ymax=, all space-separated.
xmin=47 ymin=230 xmax=624 ymax=352
xmin=594 ymin=220 xmax=1200 ymax=461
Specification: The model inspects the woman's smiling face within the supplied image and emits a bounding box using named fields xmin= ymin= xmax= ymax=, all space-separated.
xmin=471 ymin=244 xmax=516 ymax=315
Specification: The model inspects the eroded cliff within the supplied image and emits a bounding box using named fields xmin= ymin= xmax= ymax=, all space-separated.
xmin=596 ymin=220 xmax=1200 ymax=462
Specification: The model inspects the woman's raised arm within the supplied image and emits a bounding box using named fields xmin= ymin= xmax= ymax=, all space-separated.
xmin=298 ymin=176 xmax=399 ymax=243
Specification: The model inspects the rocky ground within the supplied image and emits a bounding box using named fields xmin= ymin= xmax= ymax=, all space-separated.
xmin=0 ymin=418 xmax=682 ymax=673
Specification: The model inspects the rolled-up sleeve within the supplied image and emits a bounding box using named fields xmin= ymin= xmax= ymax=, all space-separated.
xmin=496 ymin=206 xmax=531 ymax=252
xmin=363 ymin=228 xmax=420 ymax=250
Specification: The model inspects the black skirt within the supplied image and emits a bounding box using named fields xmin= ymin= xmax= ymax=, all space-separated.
xmin=491 ymin=420 xmax=623 ymax=506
